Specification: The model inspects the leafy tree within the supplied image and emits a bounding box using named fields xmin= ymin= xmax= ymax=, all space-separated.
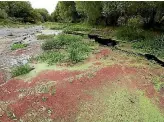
xmin=52 ymin=1 xmax=77 ymax=22
xmin=7 ymin=1 xmax=33 ymax=22
xmin=34 ymin=8 xmax=49 ymax=22
xmin=135 ymin=2 xmax=164 ymax=28
xmin=75 ymin=1 xmax=102 ymax=24
xmin=0 ymin=9 xmax=8 ymax=19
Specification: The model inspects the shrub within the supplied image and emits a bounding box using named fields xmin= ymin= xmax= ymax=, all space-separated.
xmin=127 ymin=16 xmax=143 ymax=28
xmin=132 ymin=35 xmax=164 ymax=58
xmin=37 ymin=34 xmax=55 ymax=40
xmin=36 ymin=51 xmax=66 ymax=65
xmin=116 ymin=26 xmax=146 ymax=41
xmin=0 ymin=9 xmax=8 ymax=19
xmin=11 ymin=43 xmax=27 ymax=50
xmin=41 ymin=34 xmax=83 ymax=50
xmin=11 ymin=64 xmax=33 ymax=77
xmin=68 ymin=41 xmax=91 ymax=63
xmin=40 ymin=34 xmax=93 ymax=64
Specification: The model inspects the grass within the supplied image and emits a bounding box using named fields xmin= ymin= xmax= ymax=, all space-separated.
xmin=37 ymin=34 xmax=55 ymax=40
xmin=36 ymin=51 xmax=66 ymax=65
xmin=43 ymin=22 xmax=70 ymax=30
xmin=77 ymin=86 xmax=164 ymax=122
xmin=11 ymin=64 xmax=33 ymax=77
xmin=0 ymin=19 xmax=33 ymax=28
xmin=152 ymin=76 xmax=164 ymax=91
xmin=63 ymin=23 xmax=92 ymax=34
xmin=11 ymin=43 xmax=27 ymax=50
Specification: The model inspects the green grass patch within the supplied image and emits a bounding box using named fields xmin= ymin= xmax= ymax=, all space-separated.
xmin=152 ymin=76 xmax=164 ymax=91
xmin=36 ymin=51 xmax=66 ymax=65
xmin=77 ymin=86 xmax=164 ymax=122
xmin=63 ymin=23 xmax=92 ymax=34
xmin=37 ymin=34 xmax=55 ymax=40
xmin=43 ymin=22 xmax=70 ymax=30
xmin=11 ymin=43 xmax=28 ymax=50
xmin=11 ymin=64 xmax=33 ymax=77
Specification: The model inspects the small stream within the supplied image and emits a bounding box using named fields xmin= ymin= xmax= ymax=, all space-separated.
xmin=88 ymin=34 xmax=164 ymax=67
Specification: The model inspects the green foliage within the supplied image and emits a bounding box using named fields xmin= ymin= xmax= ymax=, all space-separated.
xmin=11 ymin=64 xmax=33 ymax=77
xmin=39 ymin=34 xmax=93 ymax=64
xmin=41 ymin=34 xmax=83 ymax=50
xmin=127 ymin=16 xmax=143 ymax=27
xmin=36 ymin=51 xmax=65 ymax=65
xmin=34 ymin=8 xmax=49 ymax=22
xmin=41 ymin=39 xmax=58 ymax=50
xmin=37 ymin=34 xmax=55 ymax=40
xmin=68 ymin=41 xmax=91 ymax=63
xmin=152 ymin=76 xmax=164 ymax=91
xmin=0 ymin=9 xmax=8 ymax=19
xmin=49 ymin=23 xmax=70 ymax=30
xmin=132 ymin=35 xmax=164 ymax=58
xmin=0 ymin=1 xmax=49 ymax=23
xmin=11 ymin=43 xmax=27 ymax=50
xmin=75 ymin=1 xmax=102 ymax=24
xmin=52 ymin=1 xmax=77 ymax=22
xmin=43 ymin=22 xmax=69 ymax=29
xmin=63 ymin=24 xmax=92 ymax=33
xmin=116 ymin=26 xmax=146 ymax=41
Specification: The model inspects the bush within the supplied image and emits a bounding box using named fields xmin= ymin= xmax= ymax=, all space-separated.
xmin=11 ymin=43 xmax=28 ymax=50
xmin=132 ymin=35 xmax=164 ymax=58
xmin=37 ymin=34 xmax=55 ymax=40
xmin=41 ymin=34 xmax=83 ymax=50
xmin=116 ymin=26 xmax=146 ymax=41
xmin=36 ymin=51 xmax=66 ymax=65
xmin=68 ymin=41 xmax=91 ymax=63
xmin=40 ymin=34 xmax=93 ymax=64
xmin=11 ymin=64 xmax=33 ymax=77
xmin=0 ymin=9 xmax=8 ymax=19
xmin=127 ymin=16 xmax=143 ymax=28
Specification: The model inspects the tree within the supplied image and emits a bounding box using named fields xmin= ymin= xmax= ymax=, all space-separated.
xmin=7 ymin=1 xmax=33 ymax=22
xmin=51 ymin=1 xmax=77 ymax=22
xmin=0 ymin=9 xmax=8 ymax=19
xmin=136 ymin=1 xmax=164 ymax=28
xmin=75 ymin=1 xmax=102 ymax=24
xmin=34 ymin=8 xmax=49 ymax=22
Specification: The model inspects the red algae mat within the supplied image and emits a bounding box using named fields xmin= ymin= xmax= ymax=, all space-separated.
xmin=0 ymin=48 xmax=164 ymax=121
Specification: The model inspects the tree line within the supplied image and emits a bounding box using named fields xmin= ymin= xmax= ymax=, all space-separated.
xmin=0 ymin=1 xmax=50 ymax=23
xmin=0 ymin=1 xmax=164 ymax=29
xmin=51 ymin=1 xmax=164 ymax=29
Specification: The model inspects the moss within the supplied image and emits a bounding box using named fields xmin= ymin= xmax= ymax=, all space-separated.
xmin=11 ymin=43 xmax=27 ymax=50
xmin=77 ymin=86 xmax=164 ymax=122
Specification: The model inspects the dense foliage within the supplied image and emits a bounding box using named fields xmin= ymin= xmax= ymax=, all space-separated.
xmin=38 ymin=34 xmax=94 ymax=64
xmin=51 ymin=1 xmax=164 ymax=29
xmin=11 ymin=64 xmax=33 ymax=77
xmin=0 ymin=1 xmax=50 ymax=23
